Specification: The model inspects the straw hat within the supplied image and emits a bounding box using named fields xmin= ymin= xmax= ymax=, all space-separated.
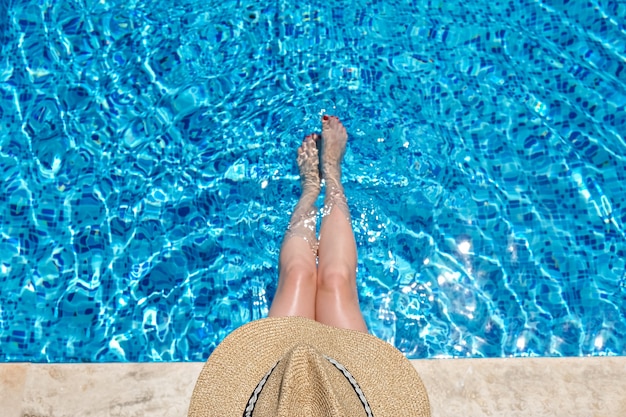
xmin=188 ymin=316 xmax=430 ymax=417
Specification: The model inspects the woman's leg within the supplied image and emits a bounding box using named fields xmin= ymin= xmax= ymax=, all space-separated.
xmin=268 ymin=134 xmax=321 ymax=319
xmin=315 ymin=116 xmax=368 ymax=333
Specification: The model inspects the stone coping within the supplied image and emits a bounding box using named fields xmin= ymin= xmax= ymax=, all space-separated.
xmin=1 ymin=357 xmax=625 ymax=417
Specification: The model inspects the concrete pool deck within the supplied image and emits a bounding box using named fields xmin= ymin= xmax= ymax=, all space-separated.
xmin=1 ymin=357 xmax=625 ymax=416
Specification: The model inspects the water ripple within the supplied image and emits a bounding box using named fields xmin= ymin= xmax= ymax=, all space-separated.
xmin=1 ymin=0 xmax=625 ymax=361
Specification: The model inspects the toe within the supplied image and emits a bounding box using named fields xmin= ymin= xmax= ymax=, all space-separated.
xmin=322 ymin=115 xmax=341 ymax=129
xmin=299 ymin=134 xmax=319 ymax=160
xmin=306 ymin=140 xmax=318 ymax=158
xmin=311 ymin=134 xmax=321 ymax=151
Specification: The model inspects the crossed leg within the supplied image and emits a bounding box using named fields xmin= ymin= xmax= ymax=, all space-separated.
xmin=315 ymin=116 xmax=368 ymax=332
xmin=268 ymin=133 xmax=320 ymax=319
xmin=268 ymin=116 xmax=368 ymax=333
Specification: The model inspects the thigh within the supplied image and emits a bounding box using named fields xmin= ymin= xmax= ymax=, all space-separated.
xmin=314 ymin=274 xmax=368 ymax=333
xmin=269 ymin=238 xmax=318 ymax=319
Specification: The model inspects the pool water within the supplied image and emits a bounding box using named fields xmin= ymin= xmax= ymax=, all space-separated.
xmin=1 ymin=0 xmax=625 ymax=362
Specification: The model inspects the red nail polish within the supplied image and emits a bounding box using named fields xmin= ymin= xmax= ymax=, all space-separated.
xmin=323 ymin=115 xmax=329 ymax=120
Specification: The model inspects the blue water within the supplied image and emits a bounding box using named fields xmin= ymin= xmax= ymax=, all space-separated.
xmin=1 ymin=0 xmax=625 ymax=362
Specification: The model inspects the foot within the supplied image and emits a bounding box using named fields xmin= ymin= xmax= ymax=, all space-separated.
xmin=320 ymin=115 xmax=347 ymax=183
xmin=297 ymin=134 xmax=321 ymax=198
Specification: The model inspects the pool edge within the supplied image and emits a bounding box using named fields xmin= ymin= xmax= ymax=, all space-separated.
xmin=3 ymin=357 xmax=625 ymax=417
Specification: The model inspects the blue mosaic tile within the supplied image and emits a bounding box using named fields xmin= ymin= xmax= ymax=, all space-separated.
xmin=0 ymin=0 xmax=625 ymax=361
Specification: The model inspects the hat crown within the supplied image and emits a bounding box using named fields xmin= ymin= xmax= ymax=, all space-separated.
xmin=188 ymin=316 xmax=431 ymax=417
xmin=249 ymin=344 xmax=368 ymax=417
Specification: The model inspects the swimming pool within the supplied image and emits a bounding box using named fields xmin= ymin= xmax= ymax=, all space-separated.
xmin=1 ymin=0 xmax=625 ymax=362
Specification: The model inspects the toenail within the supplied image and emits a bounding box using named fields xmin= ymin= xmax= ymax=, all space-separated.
xmin=323 ymin=115 xmax=329 ymax=120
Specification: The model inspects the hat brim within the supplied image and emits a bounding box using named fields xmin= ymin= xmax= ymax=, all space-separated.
xmin=188 ymin=316 xmax=430 ymax=417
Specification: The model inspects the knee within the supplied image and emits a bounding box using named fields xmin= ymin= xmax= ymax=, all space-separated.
xmin=279 ymin=263 xmax=317 ymax=291
xmin=316 ymin=267 xmax=356 ymax=293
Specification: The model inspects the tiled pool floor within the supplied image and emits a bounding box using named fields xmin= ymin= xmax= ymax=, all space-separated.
xmin=2 ymin=357 xmax=625 ymax=417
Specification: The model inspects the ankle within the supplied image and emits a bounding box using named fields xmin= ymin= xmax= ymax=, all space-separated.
xmin=295 ymin=193 xmax=318 ymax=212
xmin=300 ymin=183 xmax=320 ymax=198
xmin=324 ymin=173 xmax=343 ymax=190
xmin=322 ymin=165 xmax=342 ymax=181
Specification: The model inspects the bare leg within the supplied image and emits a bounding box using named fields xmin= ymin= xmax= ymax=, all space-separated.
xmin=269 ymin=134 xmax=321 ymax=319
xmin=315 ymin=116 xmax=368 ymax=333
